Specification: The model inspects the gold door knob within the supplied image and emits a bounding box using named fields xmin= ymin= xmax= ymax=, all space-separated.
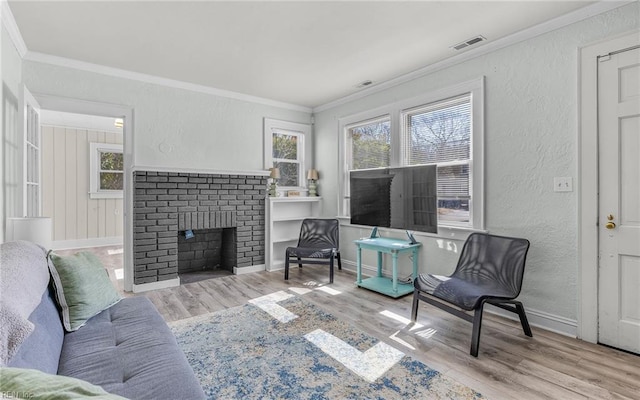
xmin=605 ymin=221 xmax=616 ymax=229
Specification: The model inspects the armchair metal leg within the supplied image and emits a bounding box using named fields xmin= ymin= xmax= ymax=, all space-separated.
xmin=470 ymin=305 xmax=485 ymax=357
xmin=337 ymin=252 xmax=342 ymax=270
xmin=515 ymin=302 xmax=533 ymax=337
xmin=329 ymin=256 xmax=334 ymax=283
xmin=284 ymin=252 xmax=290 ymax=280
xmin=297 ymin=257 xmax=303 ymax=269
xmin=410 ymin=290 xmax=419 ymax=322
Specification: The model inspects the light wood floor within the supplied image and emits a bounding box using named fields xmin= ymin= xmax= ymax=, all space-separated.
xmin=67 ymin=245 xmax=639 ymax=399
xmin=140 ymin=266 xmax=639 ymax=400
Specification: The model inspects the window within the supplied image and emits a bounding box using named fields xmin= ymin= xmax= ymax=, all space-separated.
xmin=348 ymin=116 xmax=391 ymax=170
xmin=403 ymin=96 xmax=471 ymax=226
xmin=264 ymin=118 xmax=311 ymax=189
xmin=272 ymin=131 xmax=302 ymax=187
xmin=343 ymin=116 xmax=391 ymax=214
xmin=90 ymin=142 xmax=123 ymax=199
xmin=340 ymin=78 xmax=484 ymax=231
xmin=25 ymin=102 xmax=41 ymax=216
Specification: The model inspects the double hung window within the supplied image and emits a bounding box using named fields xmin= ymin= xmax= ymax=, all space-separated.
xmin=90 ymin=142 xmax=124 ymax=199
xmin=264 ymin=118 xmax=310 ymax=189
xmin=340 ymin=78 xmax=484 ymax=230
xmin=272 ymin=131 xmax=303 ymax=187
xmin=403 ymin=95 xmax=472 ymax=226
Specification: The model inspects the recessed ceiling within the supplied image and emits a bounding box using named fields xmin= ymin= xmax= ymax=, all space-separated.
xmin=8 ymin=1 xmax=597 ymax=108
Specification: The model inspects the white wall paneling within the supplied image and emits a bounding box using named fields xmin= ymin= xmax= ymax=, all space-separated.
xmin=41 ymin=123 xmax=123 ymax=246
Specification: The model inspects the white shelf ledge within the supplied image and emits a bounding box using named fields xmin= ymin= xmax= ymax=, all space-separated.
xmin=268 ymin=196 xmax=321 ymax=202
xmin=273 ymin=216 xmax=309 ymax=222
xmin=273 ymin=237 xmax=299 ymax=244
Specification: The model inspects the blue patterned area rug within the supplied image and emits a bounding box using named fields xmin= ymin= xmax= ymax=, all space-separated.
xmin=170 ymin=291 xmax=484 ymax=400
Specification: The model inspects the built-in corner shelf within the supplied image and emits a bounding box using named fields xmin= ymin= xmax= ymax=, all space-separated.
xmin=265 ymin=197 xmax=322 ymax=272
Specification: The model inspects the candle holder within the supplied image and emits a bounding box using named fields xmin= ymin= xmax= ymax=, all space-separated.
xmin=307 ymin=169 xmax=319 ymax=197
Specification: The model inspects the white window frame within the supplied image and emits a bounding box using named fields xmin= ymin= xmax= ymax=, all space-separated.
xmin=339 ymin=77 xmax=485 ymax=232
xmin=90 ymin=142 xmax=124 ymax=199
xmin=263 ymin=118 xmax=311 ymax=190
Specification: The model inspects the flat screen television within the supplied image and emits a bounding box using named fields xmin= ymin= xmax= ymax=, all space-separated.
xmin=350 ymin=164 xmax=438 ymax=234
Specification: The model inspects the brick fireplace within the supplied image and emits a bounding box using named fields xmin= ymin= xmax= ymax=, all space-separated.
xmin=133 ymin=171 xmax=267 ymax=285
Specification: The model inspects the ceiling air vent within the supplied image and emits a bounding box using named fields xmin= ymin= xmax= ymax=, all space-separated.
xmin=452 ymin=35 xmax=486 ymax=51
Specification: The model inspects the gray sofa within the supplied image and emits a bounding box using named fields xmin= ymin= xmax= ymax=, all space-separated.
xmin=1 ymin=241 xmax=205 ymax=399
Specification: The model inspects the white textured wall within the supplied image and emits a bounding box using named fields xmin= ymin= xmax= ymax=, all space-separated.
xmin=313 ymin=3 xmax=639 ymax=325
xmin=21 ymin=63 xmax=311 ymax=172
xmin=1 ymin=26 xmax=21 ymax=95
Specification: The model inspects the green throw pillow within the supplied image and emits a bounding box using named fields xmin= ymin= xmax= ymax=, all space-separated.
xmin=48 ymin=251 xmax=121 ymax=331
xmin=0 ymin=367 xmax=127 ymax=399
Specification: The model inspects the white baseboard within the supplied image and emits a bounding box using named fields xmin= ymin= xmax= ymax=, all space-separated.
xmin=132 ymin=277 xmax=180 ymax=293
xmin=52 ymin=237 xmax=123 ymax=250
xmin=342 ymin=260 xmax=578 ymax=337
xmin=485 ymin=305 xmax=577 ymax=338
xmin=234 ymin=264 xmax=266 ymax=275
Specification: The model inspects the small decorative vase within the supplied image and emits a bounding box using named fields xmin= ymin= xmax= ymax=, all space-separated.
xmin=269 ymin=181 xmax=278 ymax=197
xmin=308 ymin=180 xmax=317 ymax=196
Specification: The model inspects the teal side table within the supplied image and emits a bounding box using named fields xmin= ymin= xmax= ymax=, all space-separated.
xmin=354 ymin=237 xmax=422 ymax=298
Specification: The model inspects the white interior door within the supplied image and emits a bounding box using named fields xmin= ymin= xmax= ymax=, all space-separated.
xmin=597 ymin=46 xmax=640 ymax=354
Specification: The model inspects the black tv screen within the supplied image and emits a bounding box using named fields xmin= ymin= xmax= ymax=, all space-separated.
xmin=350 ymin=164 xmax=438 ymax=234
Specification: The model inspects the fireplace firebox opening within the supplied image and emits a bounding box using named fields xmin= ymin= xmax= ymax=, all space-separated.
xmin=178 ymin=228 xmax=237 ymax=282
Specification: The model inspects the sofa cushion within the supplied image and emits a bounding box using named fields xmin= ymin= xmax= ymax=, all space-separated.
xmin=7 ymin=286 xmax=64 ymax=374
xmin=58 ymin=296 xmax=205 ymax=400
xmin=48 ymin=251 xmax=122 ymax=331
xmin=0 ymin=241 xmax=51 ymax=366
xmin=0 ymin=367 xmax=127 ymax=399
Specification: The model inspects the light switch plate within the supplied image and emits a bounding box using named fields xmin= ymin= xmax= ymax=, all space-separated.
xmin=554 ymin=177 xmax=573 ymax=192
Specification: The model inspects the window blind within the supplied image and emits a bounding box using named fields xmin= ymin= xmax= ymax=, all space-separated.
xmin=437 ymin=164 xmax=469 ymax=198
xmin=403 ymin=95 xmax=471 ymax=200
xmin=403 ymin=95 xmax=471 ymax=165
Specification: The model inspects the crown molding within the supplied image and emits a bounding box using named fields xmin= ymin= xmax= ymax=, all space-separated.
xmin=313 ymin=0 xmax=635 ymax=113
xmin=24 ymin=51 xmax=312 ymax=113
xmin=4 ymin=0 xmax=632 ymax=114
xmin=1 ymin=0 xmax=27 ymax=57
xmin=1 ymin=0 xmax=309 ymax=113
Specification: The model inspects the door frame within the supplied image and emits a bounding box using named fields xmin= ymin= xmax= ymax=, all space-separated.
xmin=578 ymin=30 xmax=640 ymax=343
xmin=33 ymin=94 xmax=135 ymax=292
